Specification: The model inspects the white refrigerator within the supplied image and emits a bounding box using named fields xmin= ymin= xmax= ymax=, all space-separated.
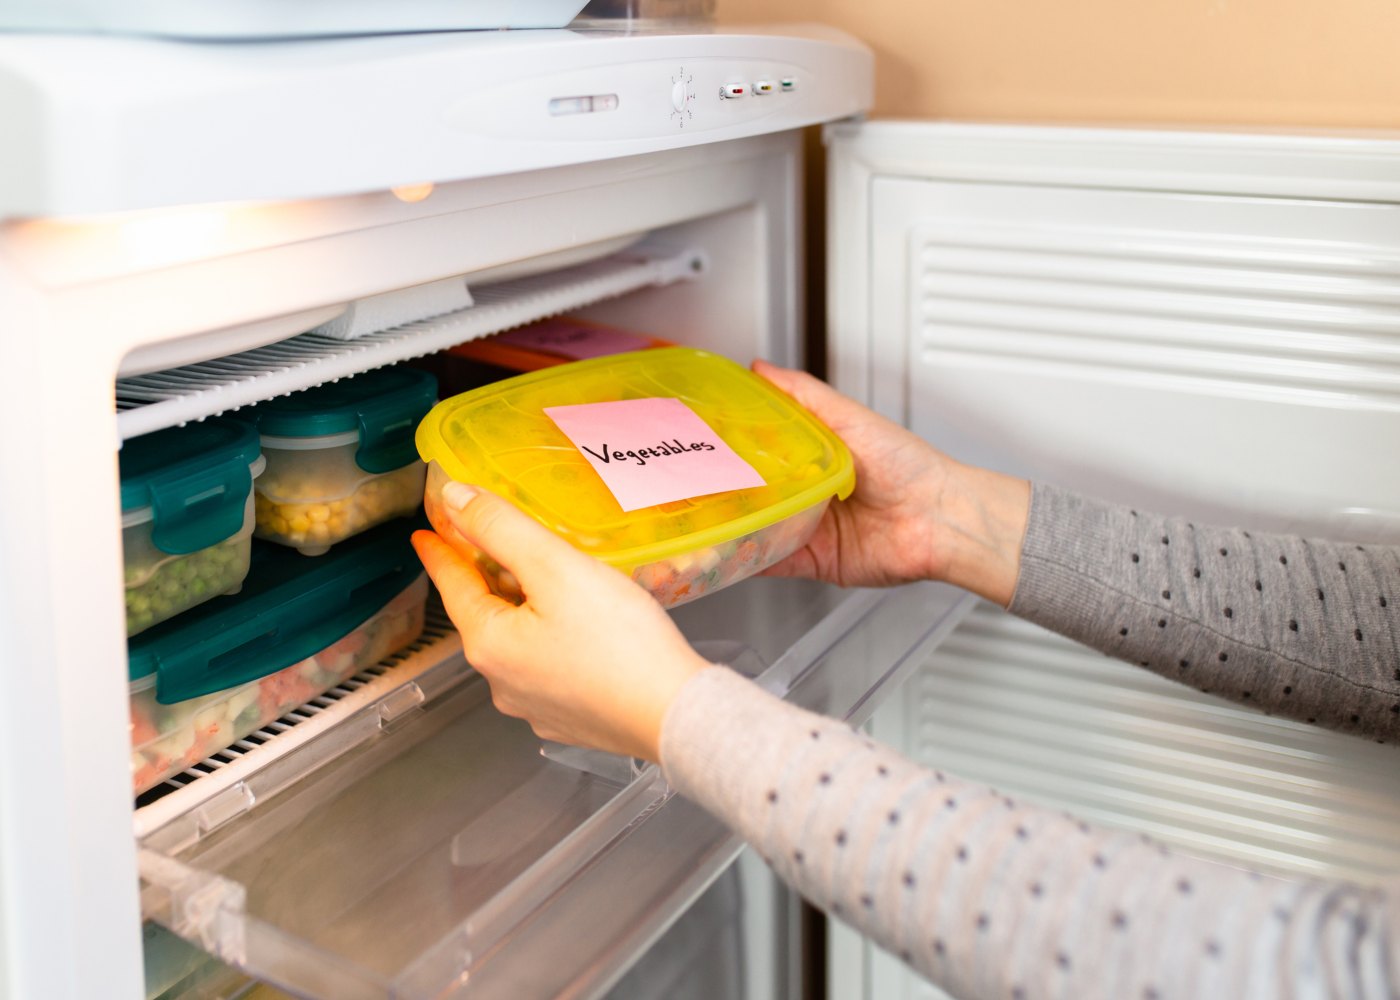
xmin=2 ymin=22 xmax=1399 ymax=1000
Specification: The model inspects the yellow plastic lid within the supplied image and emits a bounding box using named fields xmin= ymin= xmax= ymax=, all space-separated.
xmin=415 ymin=347 xmax=854 ymax=567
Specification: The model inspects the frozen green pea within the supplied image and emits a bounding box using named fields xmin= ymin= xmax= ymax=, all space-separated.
xmin=125 ymin=536 xmax=251 ymax=636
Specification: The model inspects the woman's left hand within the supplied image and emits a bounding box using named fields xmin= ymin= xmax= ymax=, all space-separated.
xmin=412 ymin=481 xmax=711 ymax=762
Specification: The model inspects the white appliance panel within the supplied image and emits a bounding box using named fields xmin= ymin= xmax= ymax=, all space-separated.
xmin=0 ymin=25 xmax=871 ymax=218
xmin=0 ymin=0 xmax=590 ymax=37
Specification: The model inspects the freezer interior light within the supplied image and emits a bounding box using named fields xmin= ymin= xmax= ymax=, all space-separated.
xmin=391 ymin=183 xmax=435 ymax=204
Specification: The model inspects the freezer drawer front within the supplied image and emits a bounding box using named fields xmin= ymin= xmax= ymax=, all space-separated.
xmin=138 ymin=577 xmax=970 ymax=1000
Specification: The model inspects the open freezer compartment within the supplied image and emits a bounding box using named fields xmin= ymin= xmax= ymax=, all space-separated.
xmin=101 ymin=155 xmax=826 ymax=997
xmin=136 ymin=575 xmax=971 ymax=1000
xmin=0 ymin=101 xmax=860 ymax=997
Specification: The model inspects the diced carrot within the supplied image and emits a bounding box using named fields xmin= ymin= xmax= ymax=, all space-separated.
xmin=129 ymin=712 xmax=159 ymax=746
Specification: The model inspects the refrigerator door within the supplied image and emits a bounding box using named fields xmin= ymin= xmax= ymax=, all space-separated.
xmin=824 ymin=121 xmax=1400 ymax=999
xmin=829 ymin=122 xmax=1400 ymax=535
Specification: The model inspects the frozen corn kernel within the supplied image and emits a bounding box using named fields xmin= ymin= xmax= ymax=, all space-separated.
xmin=254 ymin=462 xmax=427 ymax=556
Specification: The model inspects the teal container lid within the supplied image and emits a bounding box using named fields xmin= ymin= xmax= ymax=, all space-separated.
xmin=119 ymin=419 xmax=262 ymax=556
xmin=128 ymin=518 xmax=426 ymax=703
xmin=243 ymin=367 xmax=437 ymax=474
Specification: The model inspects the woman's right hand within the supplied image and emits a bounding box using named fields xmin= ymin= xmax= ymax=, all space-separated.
xmin=752 ymin=360 xmax=1031 ymax=607
xmin=413 ymin=482 xmax=710 ymax=762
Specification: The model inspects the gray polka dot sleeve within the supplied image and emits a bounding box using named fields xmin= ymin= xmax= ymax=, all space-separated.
xmin=658 ymin=484 xmax=1400 ymax=999
xmin=661 ymin=672 xmax=1399 ymax=1000
xmin=1010 ymin=483 xmax=1400 ymax=743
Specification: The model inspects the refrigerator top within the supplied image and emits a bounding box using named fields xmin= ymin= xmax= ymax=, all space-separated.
xmin=0 ymin=23 xmax=872 ymax=219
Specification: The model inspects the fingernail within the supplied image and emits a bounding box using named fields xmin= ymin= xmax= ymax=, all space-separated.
xmin=442 ymin=481 xmax=478 ymax=511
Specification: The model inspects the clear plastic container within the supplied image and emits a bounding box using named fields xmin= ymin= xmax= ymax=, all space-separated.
xmin=416 ymin=347 xmax=854 ymax=608
xmin=449 ymin=317 xmax=675 ymax=373
xmin=128 ymin=525 xmax=429 ymax=795
xmin=120 ymin=419 xmax=264 ymax=636
xmin=244 ymin=367 xmax=436 ymax=556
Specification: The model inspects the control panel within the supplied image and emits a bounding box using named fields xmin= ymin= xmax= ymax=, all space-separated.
xmin=445 ymin=56 xmax=817 ymax=141
xmin=2 ymin=26 xmax=873 ymax=215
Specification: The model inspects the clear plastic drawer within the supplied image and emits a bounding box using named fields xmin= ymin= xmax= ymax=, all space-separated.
xmin=137 ymin=577 xmax=972 ymax=999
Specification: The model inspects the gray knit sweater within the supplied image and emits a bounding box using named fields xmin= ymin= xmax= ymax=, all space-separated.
xmin=659 ymin=484 xmax=1400 ymax=999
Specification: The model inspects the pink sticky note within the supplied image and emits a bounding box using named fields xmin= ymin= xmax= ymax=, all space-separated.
xmin=496 ymin=319 xmax=654 ymax=361
xmin=544 ymin=397 xmax=766 ymax=512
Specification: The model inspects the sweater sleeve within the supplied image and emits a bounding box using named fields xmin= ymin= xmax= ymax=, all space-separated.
xmin=660 ymin=667 xmax=1400 ymax=1000
xmin=1008 ymin=483 xmax=1400 ymax=742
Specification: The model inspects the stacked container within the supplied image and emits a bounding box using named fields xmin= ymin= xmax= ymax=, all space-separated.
xmin=128 ymin=523 xmax=429 ymax=795
xmin=242 ymin=367 xmax=436 ymax=555
xmin=449 ymin=316 xmax=675 ymax=373
xmin=415 ymin=347 xmax=854 ymax=608
xmin=120 ymin=418 xmax=264 ymax=636
xmin=425 ymin=317 xmax=674 ymax=398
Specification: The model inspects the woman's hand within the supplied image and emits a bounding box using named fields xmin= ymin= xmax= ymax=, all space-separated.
xmin=752 ymin=360 xmax=1031 ymax=607
xmin=412 ymin=482 xmax=710 ymax=762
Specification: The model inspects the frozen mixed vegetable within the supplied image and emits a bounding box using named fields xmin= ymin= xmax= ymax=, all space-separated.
xmin=130 ymin=575 xmax=428 ymax=794
xmin=627 ymin=501 xmax=826 ymax=607
xmin=424 ymin=462 xmax=829 ymax=608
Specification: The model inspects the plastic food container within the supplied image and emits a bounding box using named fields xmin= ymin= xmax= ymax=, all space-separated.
xmin=451 ymin=317 xmax=675 ymax=373
xmin=242 ymin=367 xmax=436 ymax=555
xmin=120 ymin=419 xmax=265 ymax=636
xmin=421 ymin=317 xmax=675 ymax=398
xmin=128 ymin=524 xmax=428 ymax=795
xmin=416 ymin=347 xmax=854 ymax=608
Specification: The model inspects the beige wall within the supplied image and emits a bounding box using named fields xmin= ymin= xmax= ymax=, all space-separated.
xmin=717 ymin=0 xmax=1400 ymax=128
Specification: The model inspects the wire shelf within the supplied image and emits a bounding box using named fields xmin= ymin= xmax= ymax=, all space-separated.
xmin=116 ymin=245 xmax=705 ymax=441
xmin=132 ymin=603 xmax=468 ymax=830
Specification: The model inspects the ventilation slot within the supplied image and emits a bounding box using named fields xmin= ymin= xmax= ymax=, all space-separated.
xmin=915 ymin=222 xmax=1400 ymax=403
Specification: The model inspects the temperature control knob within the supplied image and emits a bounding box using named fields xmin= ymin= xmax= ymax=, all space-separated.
xmin=670 ymin=68 xmax=696 ymax=128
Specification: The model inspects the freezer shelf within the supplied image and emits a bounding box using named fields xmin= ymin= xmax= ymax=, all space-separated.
xmin=138 ymin=576 xmax=971 ymax=1000
xmin=114 ymin=242 xmax=705 ymax=441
